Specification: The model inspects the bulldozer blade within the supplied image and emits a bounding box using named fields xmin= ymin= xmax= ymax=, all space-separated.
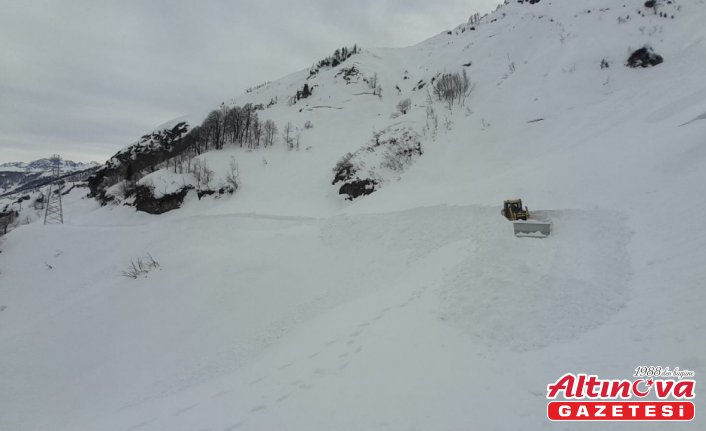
xmin=513 ymin=220 xmax=551 ymax=237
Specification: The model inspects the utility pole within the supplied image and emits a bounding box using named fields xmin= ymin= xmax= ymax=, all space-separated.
xmin=43 ymin=154 xmax=64 ymax=224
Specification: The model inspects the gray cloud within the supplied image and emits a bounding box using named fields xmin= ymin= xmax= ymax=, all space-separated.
xmin=0 ymin=0 xmax=499 ymax=163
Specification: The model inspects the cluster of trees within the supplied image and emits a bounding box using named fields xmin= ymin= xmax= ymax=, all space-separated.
xmin=149 ymin=103 xmax=285 ymax=180
xmin=309 ymin=44 xmax=360 ymax=78
xmin=94 ymin=82 xmax=329 ymax=201
xmin=468 ymin=12 xmax=481 ymax=26
xmin=183 ymin=103 xmax=278 ymax=154
xmin=433 ymin=70 xmax=474 ymax=109
xmin=153 ymin=98 xmax=320 ymax=179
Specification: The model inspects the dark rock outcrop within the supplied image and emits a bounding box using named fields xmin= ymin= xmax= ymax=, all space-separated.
xmin=133 ymin=184 xmax=192 ymax=215
xmin=338 ymin=179 xmax=378 ymax=200
xmin=627 ymin=46 xmax=663 ymax=68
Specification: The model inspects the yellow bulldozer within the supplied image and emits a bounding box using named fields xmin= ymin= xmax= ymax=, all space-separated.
xmin=501 ymin=199 xmax=529 ymax=221
xmin=502 ymin=198 xmax=552 ymax=237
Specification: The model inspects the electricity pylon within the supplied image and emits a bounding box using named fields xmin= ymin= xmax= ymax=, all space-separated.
xmin=43 ymin=154 xmax=64 ymax=224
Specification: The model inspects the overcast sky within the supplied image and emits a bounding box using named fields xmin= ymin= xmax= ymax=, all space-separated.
xmin=0 ymin=0 xmax=500 ymax=164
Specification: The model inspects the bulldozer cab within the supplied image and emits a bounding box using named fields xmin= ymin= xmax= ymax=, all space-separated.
xmin=502 ymin=199 xmax=529 ymax=221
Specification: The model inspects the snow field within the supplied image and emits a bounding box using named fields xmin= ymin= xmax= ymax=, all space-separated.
xmin=1 ymin=0 xmax=705 ymax=429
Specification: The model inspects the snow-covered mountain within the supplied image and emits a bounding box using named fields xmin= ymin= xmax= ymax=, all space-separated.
xmin=1 ymin=1 xmax=705 ymax=430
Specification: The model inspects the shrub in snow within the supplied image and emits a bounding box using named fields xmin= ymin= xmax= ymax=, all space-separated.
xmin=433 ymin=70 xmax=474 ymax=109
xmin=335 ymin=65 xmax=360 ymax=83
xmin=396 ymin=98 xmax=411 ymax=115
xmin=380 ymin=137 xmax=423 ymax=172
xmin=626 ymin=46 xmax=663 ymax=68
xmin=332 ymin=152 xmax=357 ymax=185
xmin=332 ymin=127 xmax=423 ymax=200
xmin=224 ymin=157 xmax=240 ymax=193
xmin=121 ymin=254 xmax=160 ymax=279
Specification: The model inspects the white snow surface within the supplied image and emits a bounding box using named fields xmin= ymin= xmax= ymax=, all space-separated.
xmin=2 ymin=1 xmax=706 ymax=430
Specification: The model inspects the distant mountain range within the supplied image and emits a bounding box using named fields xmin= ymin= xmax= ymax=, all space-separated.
xmin=0 ymin=158 xmax=99 ymax=172
xmin=0 ymin=158 xmax=99 ymax=196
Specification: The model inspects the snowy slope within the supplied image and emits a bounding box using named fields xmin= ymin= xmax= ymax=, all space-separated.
xmin=2 ymin=1 xmax=706 ymax=430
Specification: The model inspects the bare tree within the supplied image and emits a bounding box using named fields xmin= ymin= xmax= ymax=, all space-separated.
xmin=263 ymin=120 xmax=277 ymax=147
xmin=368 ymin=73 xmax=382 ymax=96
xmin=242 ymin=103 xmax=254 ymax=145
xmin=227 ymin=105 xmax=248 ymax=146
xmin=425 ymin=90 xmax=438 ymax=138
xmin=202 ymin=108 xmax=225 ymax=150
xmin=433 ymin=74 xmax=454 ymax=109
xmin=459 ymin=69 xmax=475 ymax=106
xmin=248 ymin=115 xmax=261 ymax=149
xmin=283 ymin=122 xmax=294 ymax=150
xmin=186 ymin=125 xmax=204 ymax=154
xmin=202 ymin=162 xmax=213 ymax=188
xmin=192 ymin=159 xmax=214 ymax=189
xmin=223 ymin=104 xmax=257 ymax=147
xmin=225 ymin=156 xmax=239 ymax=192
xmin=369 ymin=73 xmax=378 ymax=89
xmin=192 ymin=159 xmax=202 ymax=184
